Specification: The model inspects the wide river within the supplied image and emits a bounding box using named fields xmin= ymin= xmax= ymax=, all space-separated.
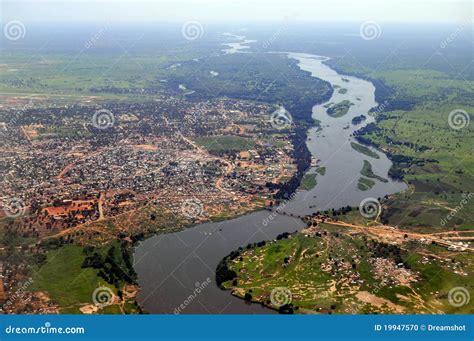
xmin=133 ymin=52 xmax=407 ymax=314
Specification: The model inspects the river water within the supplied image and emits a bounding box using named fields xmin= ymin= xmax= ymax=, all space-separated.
xmin=221 ymin=33 xmax=257 ymax=54
xmin=282 ymin=53 xmax=407 ymax=215
xmin=133 ymin=51 xmax=407 ymax=314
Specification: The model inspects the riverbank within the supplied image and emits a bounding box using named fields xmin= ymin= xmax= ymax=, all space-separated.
xmin=218 ymin=217 xmax=474 ymax=314
xmin=134 ymin=51 xmax=407 ymax=314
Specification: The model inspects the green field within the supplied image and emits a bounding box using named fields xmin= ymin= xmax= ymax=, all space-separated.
xmin=29 ymin=241 xmax=141 ymax=314
xmin=0 ymin=52 xmax=198 ymax=99
xmin=191 ymin=33 xmax=474 ymax=315
xmin=324 ymin=61 xmax=474 ymax=229
xmin=3 ymin=30 xmax=473 ymax=316
xmin=193 ymin=135 xmax=257 ymax=152
xmin=357 ymin=102 xmax=473 ymax=228
xmin=222 ymin=229 xmax=474 ymax=314
xmin=30 ymin=245 xmax=104 ymax=310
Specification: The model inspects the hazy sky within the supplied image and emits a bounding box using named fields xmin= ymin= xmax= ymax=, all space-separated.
xmin=1 ymin=0 xmax=471 ymax=24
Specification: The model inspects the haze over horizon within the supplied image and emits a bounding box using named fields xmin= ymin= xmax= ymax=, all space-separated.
xmin=1 ymin=0 xmax=471 ymax=25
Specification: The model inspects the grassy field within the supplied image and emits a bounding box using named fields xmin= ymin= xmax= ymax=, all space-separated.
xmin=30 ymin=245 xmax=103 ymax=310
xmin=0 ymin=52 xmax=197 ymax=99
xmin=29 ymin=241 xmax=143 ymax=314
xmin=3 ymin=36 xmax=473 ymax=316
xmin=360 ymin=102 xmax=473 ymax=230
xmin=375 ymin=69 xmax=474 ymax=104
xmin=222 ymin=228 xmax=474 ymax=314
xmin=327 ymin=64 xmax=474 ymax=230
xmin=193 ymin=135 xmax=257 ymax=152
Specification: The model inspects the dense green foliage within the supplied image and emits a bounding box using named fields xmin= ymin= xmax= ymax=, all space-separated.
xmin=81 ymin=241 xmax=137 ymax=287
